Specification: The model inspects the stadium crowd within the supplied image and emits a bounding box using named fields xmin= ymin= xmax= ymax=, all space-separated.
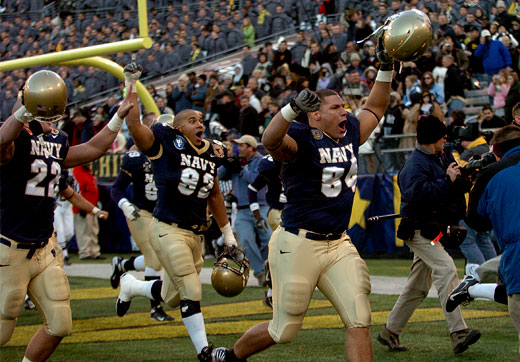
xmin=2 ymin=1 xmax=520 ymax=165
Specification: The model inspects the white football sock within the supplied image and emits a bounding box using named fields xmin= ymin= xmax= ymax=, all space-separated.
xmin=22 ymin=357 xmax=33 ymax=362
xmin=468 ymin=283 xmax=497 ymax=301
xmin=182 ymin=313 xmax=208 ymax=354
xmin=267 ymin=288 xmax=272 ymax=298
xmin=144 ymin=266 xmax=161 ymax=278
xmin=134 ymin=255 xmax=145 ymax=271
xmin=126 ymin=277 xmax=154 ymax=300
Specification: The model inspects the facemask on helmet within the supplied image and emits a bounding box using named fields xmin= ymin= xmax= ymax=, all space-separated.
xmin=382 ymin=9 xmax=432 ymax=62
xmin=211 ymin=246 xmax=250 ymax=297
xmin=23 ymin=70 xmax=68 ymax=122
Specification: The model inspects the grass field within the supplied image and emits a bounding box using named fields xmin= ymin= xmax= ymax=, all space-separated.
xmin=1 ymin=258 xmax=517 ymax=361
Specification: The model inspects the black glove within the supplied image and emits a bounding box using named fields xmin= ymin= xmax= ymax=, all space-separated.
xmin=376 ymin=35 xmax=394 ymax=71
xmin=226 ymin=155 xmax=242 ymax=173
xmin=255 ymin=217 xmax=268 ymax=232
xmin=290 ymin=89 xmax=321 ymax=114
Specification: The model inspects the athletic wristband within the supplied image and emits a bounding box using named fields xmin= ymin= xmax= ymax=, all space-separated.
xmin=220 ymin=223 xmax=234 ymax=240
xmin=13 ymin=106 xmax=33 ymax=124
xmin=107 ymin=112 xmax=123 ymax=132
xmin=250 ymin=202 xmax=260 ymax=212
xmin=125 ymin=80 xmax=137 ymax=94
xmin=281 ymin=103 xmax=298 ymax=122
xmin=118 ymin=198 xmax=129 ymax=209
xmin=91 ymin=207 xmax=101 ymax=215
xmin=376 ymin=70 xmax=394 ymax=83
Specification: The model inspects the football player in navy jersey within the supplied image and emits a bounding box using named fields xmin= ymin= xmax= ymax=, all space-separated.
xmin=0 ymin=70 xmax=133 ymax=362
xmin=110 ymin=143 xmax=174 ymax=322
xmin=212 ymin=42 xmax=395 ymax=362
xmin=115 ymin=61 xmax=238 ymax=362
xmin=247 ymin=154 xmax=285 ymax=308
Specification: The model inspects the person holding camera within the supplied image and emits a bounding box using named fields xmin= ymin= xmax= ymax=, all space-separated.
xmin=378 ymin=115 xmax=481 ymax=355
xmin=218 ymin=135 xmax=272 ymax=286
xmin=171 ymin=74 xmax=193 ymax=114
xmin=451 ymin=122 xmax=498 ymax=267
xmin=466 ymin=125 xmax=520 ymax=350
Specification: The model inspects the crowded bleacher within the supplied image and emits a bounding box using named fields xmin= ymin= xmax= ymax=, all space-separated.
xmin=2 ymin=0 xmax=520 ymax=173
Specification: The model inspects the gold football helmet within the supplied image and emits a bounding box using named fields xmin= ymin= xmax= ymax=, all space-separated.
xmin=211 ymin=246 xmax=250 ymax=297
xmin=382 ymin=9 xmax=432 ymax=62
xmin=24 ymin=70 xmax=68 ymax=122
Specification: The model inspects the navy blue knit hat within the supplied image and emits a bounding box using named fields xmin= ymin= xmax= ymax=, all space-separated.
xmin=417 ymin=115 xmax=447 ymax=145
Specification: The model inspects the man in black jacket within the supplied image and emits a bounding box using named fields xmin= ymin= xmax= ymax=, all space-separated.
xmin=377 ymin=115 xmax=481 ymax=355
xmin=443 ymin=54 xmax=466 ymax=113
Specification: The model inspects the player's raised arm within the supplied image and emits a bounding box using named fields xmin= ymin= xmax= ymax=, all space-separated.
xmin=63 ymin=98 xmax=134 ymax=168
xmin=357 ymin=36 xmax=394 ymax=145
xmin=0 ymin=99 xmax=31 ymax=164
xmin=262 ymin=89 xmax=320 ymax=162
xmin=123 ymin=60 xmax=156 ymax=152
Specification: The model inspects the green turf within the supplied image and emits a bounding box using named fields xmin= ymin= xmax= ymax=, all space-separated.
xmin=3 ymin=259 xmax=516 ymax=361
xmin=365 ymin=258 xmax=467 ymax=278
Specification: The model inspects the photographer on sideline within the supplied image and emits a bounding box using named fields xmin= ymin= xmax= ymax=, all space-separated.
xmin=378 ymin=115 xmax=481 ymax=355
xmin=218 ymin=135 xmax=272 ymax=286
xmin=466 ymin=125 xmax=520 ymax=350
xmin=451 ymin=122 xmax=497 ymax=266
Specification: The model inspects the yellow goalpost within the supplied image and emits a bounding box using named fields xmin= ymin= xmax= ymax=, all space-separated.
xmin=0 ymin=0 xmax=159 ymax=115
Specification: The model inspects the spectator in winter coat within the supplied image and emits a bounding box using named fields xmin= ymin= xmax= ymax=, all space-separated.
xmin=475 ymin=29 xmax=512 ymax=76
xmin=487 ymin=70 xmax=511 ymax=117
xmin=171 ymin=75 xmax=193 ymax=113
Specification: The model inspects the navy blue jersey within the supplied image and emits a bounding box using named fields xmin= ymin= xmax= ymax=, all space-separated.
xmin=280 ymin=115 xmax=360 ymax=234
xmin=251 ymin=155 xmax=285 ymax=210
xmin=0 ymin=122 xmax=69 ymax=243
xmin=112 ymin=150 xmax=157 ymax=213
xmin=144 ymin=123 xmax=226 ymax=226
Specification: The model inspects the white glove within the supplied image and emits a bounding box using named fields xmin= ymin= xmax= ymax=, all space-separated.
xmin=123 ymin=58 xmax=142 ymax=93
xmin=118 ymin=198 xmax=140 ymax=221
xmin=13 ymin=105 xmax=34 ymax=124
xmin=220 ymin=223 xmax=237 ymax=247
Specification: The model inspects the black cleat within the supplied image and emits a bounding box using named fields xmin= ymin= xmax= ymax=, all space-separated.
xmin=197 ymin=344 xmax=214 ymax=362
xmin=446 ymin=275 xmax=478 ymax=313
xmin=212 ymin=347 xmax=229 ymax=362
xmin=110 ymin=256 xmax=124 ymax=289
xmin=151 ymin=306 xmax=174 ymax=321
xmin=263 ymin=291 xmax=272 ymax=309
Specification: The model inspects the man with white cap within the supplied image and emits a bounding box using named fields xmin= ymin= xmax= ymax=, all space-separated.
xmin=475 ymin=28 xmax=512 ymax=76
xmin=218 ymin=135 xmax=272 ymax=286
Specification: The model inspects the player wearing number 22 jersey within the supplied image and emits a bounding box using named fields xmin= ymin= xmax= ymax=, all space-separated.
xmin=1 ymin=122 xmax=69 ymax=243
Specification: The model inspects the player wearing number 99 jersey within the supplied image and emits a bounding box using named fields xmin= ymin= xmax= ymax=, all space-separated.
xmin=117 ymin=63 xmax=238 ymax=362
